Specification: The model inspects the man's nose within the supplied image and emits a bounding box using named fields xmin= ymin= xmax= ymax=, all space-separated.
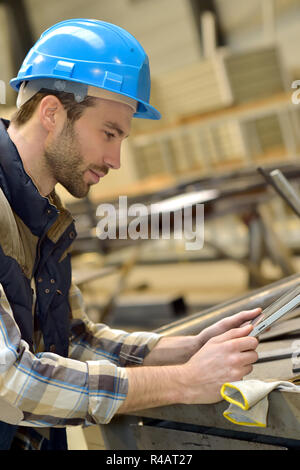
xmin=103 ymin=144 xmax=121 ymax=170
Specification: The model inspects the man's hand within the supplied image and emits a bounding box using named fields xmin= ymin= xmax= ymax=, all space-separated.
xmin=179 ymin=323 xmax=259 ymax=404
xmin=119 ymin=322 xmax=259 ymax=414
xmin=143 ymin=308 xmax=262 ymax=367
xmin=196 ymin=308 xmax=262 ymax=349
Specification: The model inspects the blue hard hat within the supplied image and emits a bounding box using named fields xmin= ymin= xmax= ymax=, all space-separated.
xmin=10 ymin=18 xmax=161 ymax=120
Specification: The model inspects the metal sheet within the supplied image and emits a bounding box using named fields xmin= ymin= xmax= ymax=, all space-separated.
xmin=256 ymin=338 xmax=300 ymax=364
xmin=132 ymin=424 xmax=287 ymax=450
xmin=127 ymin=358 xmax=300 ymax=442
xmin=155 ymin=273 xmax=300 ymax=336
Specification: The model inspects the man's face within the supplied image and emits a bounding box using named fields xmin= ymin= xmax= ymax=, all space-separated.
xmin=44 ymin=98 xmax=133 ymax=198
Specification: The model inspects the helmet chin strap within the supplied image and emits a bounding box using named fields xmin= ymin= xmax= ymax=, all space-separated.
xmin=17 ymin=79 xmax=137 ymax=112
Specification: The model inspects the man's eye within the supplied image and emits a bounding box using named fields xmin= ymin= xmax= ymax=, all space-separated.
xmin=105 ymin=131 xmax=115 ymax=139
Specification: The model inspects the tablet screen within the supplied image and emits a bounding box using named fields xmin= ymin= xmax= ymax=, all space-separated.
xmin=249 ymin=283 xmax=300 ymax=337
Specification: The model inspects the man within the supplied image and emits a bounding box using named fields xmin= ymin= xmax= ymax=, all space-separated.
xmin=0 ymin=18 xmax=260 ymax=450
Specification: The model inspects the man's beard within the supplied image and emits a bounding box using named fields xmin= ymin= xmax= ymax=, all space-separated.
xmin=44 ymin=120 xmax=106 ymax=198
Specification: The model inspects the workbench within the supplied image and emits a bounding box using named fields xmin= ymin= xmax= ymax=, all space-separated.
xmin=100 ymin=275 xmax=300 ymax=450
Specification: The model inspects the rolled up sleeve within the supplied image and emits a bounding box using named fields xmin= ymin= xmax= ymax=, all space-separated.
xmin=0 ymin=284 xmax=129 ymax=426
xmin=68 ymin=283 xmax=162 ymax=367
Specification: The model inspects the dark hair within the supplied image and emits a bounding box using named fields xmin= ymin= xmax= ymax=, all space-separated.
xmin=10 ymin=88 xmax=97 ymax=127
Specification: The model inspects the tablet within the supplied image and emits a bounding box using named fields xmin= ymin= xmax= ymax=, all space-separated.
xmin=249 ymin=284 xmax=300 ymax=337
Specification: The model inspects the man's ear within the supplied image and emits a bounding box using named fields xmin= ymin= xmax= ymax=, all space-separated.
xmin=38 ymin=95 xmax=65 ymax=132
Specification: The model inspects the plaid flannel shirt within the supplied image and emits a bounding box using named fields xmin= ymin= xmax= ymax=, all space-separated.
xmin=0 ymin=281 xmax=161 ymax=449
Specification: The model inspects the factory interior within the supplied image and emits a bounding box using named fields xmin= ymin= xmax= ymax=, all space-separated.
xmin=2 ymin=0 xmax=300 ymax=452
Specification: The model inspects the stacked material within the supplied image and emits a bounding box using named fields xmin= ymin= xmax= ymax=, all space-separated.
xmin=225 ymin=47 xmax=287 ymax=103
xmin=154 ymin=46 xmax=287 ymax=121
xmin=153 ymin=53 xmax=233 ymax=122
xmin=131 ymin=46 xmax=296 ymax=179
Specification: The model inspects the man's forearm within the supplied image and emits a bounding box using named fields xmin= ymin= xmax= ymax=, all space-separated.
xmin=118 ymin=337 xmax=200 ymax=414
xmin=117 ymin=324 xmax=259 ymax=415
xmin=143 ymin=335 xmax=200 ymax=366
xmin=118 ymin=364 xmax=186 ymax=414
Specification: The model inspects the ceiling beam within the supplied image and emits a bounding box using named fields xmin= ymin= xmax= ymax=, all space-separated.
xmin=189 ymin=0 xmax=226 ymax=53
